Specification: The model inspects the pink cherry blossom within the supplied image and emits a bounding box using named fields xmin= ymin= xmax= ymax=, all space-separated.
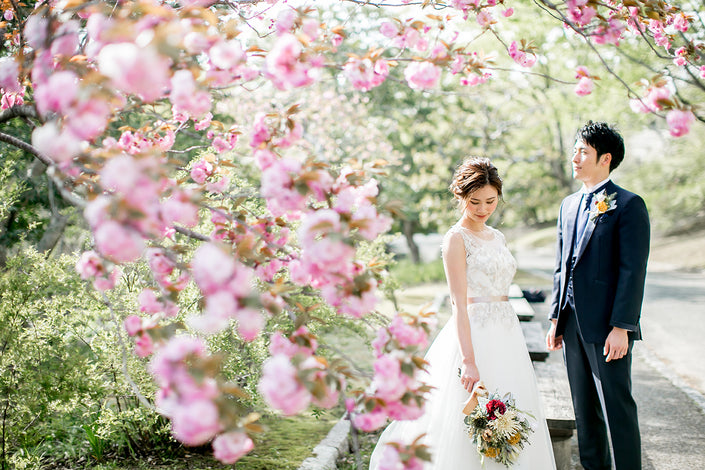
xmin=124 ymin=315 xmax=143 ymax=337
xmin=50 ymin=20 xmax=79 ymax=57
xmin=195 ymin=112 xmax=213 ymax=131
xmin=101 ymin=154 xmax=141 ymax=194
xmin=372 ymin=354 xmax=407 ymax=401
xmin=260 ymin=157 xmax=307 ymax=216
xmin=139 ymin=288 xmax=164 ymax=314
xmin=94 ymin=221 xmax=145 ymax=264
xmin=76 ymin=250 xmax=104 ymax=279
xmin=508 ymin=41 xmax=536 ymax=68
xmin=171 ymin=399 xmax=221 ymax=446
xmin=265 ymin=34 xmax=314 ymax=90
xmin=404 ymin=61 xmax=441 ymax=90
xmin=386 ymin=399 xmax=425 ymax=421
xmin=343 ymin=58 xmax=390 ymax=91
xmin=191 ymin=159 xmax=214 ymax=184
xmin=191 ymin=243 xmax=236 ymax=294
xmin=34 ymin=70 xmax=79 ymax=116
xmin=209 ymin=40 xmax=245 ymax=70
xmin=170 ymin=70 xmax=212 ymax=119
xmin=0 ymin=58 xmax=21 ymax=94
xmin=259 ymin=355 xmax=311 ymax=415
xmin=389 ymin=315 xmax=428 ymax=349
xmin=352 ymin=406 xmax=387 ymax=432
xmin=276 ymin=8 xmax=297 ymax=35
xmin=476 ymin=10 xmax=494 ymax=28
xmin=269 ymin=331 xmax=301 ymax=358
xmin=156 ymin=335 xmax=207 ymax=365
xmin=65 ymin=98 xmax=112 ymax=141
xmin=672 ymin=13 xmax=689 ymax=32
xmin=503 ymin=7 xmax=514 ymax=17
xmin=1 ymin=90 xmax=24 ymax=109
xmin=666 ymin=109 xmax=695 ymax=137
xmin=24 ymin=14 xmax=48 ymax=50
xmin=212 ymin=432 xmax=254 ymax=464
xmin=592 ymin=19 xmax=624 ymax=46
xmin=97 ymin=43 xmax=171 ymax=102
xmin=134 ymin=332 xmax=154 ymax=357
xmin=250 ymin=113 xmax=272 ymax=149
xmin=574 ymin=76 xmax=593 ymax=96
xmin=380 ymin=21 xmax=399 ymax=38
xmin=93 ymin=267 xmax=120 ymax=291
xmin=207 ymin=175 xmax=230 ymax=193
xmin=378 ymin=445 xmax=403 ymax=470
xmin=146 ymin=247 xmax=175 ymax=277
xmin=31 ymin=122 xmax=83 ymax=164
xmin=372 ymin=327 xmax=391 ymax=357
xmin=236 ymin=307 xmax=264 ymax=341
xmin=161 ymin=191 xmax=199 ymax=228
xmin=274 ymin=120 xmax=303 ymax=148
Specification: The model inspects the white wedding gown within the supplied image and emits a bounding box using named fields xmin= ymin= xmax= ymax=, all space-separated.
xmin=369 ymin=224 xmax=556 ymax=469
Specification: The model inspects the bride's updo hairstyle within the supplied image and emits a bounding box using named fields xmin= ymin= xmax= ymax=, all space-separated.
xmin=450 ymin=157 xmax=502 ymax=211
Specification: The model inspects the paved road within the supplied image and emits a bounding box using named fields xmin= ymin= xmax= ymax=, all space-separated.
xmin=514 ymin=246 xmax=705 ymax=397
xmin=514 ymin=246 xmax=705 ymax=469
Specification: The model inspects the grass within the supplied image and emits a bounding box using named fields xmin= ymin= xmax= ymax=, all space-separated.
xmin=389 ymin=257 xmax=446 ymax=286
xmin=38 ymin=412 xmax=338 ymax=470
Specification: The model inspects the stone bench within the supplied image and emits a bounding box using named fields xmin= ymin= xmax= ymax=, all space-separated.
xmin=533 ymin=360 xmax=576 ymax=470
xmin=510 ymin=297 xmax=535 ymax=321
xmin=521 ymin=321 xmax=549 ymax=361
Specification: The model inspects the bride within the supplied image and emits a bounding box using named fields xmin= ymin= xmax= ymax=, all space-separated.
xmin=369 ymin=158 xmax=556 ymax=469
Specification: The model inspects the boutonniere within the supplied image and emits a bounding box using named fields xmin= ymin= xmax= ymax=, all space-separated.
xmin=588 ymin=190 xmax=617 ymax=221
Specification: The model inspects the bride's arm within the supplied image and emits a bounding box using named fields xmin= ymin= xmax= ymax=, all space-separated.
xmin=442 ymin=232 xmax=479 ymax=393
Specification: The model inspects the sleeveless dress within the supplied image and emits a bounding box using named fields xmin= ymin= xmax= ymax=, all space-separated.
xmin=369 ymin=224 xmax=556 ymax=469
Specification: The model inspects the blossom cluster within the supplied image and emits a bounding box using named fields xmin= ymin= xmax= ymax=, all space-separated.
xmin=148 ymin=335 xmax=255 ymax=463
xmin=259 ymin=327 xmax=345 ymax=414
xmin=350 ymin=312 xmax=436 ymax=432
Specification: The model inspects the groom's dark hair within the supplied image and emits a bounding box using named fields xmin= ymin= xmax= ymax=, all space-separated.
xmin=576 ymin=121 xmax=625 ymax=172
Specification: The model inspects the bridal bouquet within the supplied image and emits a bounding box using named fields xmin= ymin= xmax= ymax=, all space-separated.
xmin=463 ymin=386 xmax=535 ymax=467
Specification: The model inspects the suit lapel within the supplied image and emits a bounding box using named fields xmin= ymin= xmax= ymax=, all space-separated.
xmin=574 ymin=181 xmax=617 ymax=264
xmin=563 ymin=192 xmax=581 ymax=263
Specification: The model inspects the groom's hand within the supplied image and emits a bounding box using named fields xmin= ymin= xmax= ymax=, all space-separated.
xmin=546 ymin=320 xmax=563 ymax=351
xmin=604 ymin=327 xmax=629 ymax=362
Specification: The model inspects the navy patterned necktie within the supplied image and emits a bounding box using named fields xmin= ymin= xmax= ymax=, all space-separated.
xmin=574 ymin=191 xmax=594 ymax=249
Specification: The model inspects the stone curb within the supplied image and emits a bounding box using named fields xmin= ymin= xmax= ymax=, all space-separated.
xmin=297 ymin=418 xmax=351 ymax=470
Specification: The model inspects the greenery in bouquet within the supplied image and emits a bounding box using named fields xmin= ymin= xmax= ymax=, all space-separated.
xmin=463 ymin=391 xmax=535 ymax=467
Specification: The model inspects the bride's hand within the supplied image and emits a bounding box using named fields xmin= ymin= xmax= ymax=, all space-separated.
xmin=459 ymin=361 xmax=480 ymax=392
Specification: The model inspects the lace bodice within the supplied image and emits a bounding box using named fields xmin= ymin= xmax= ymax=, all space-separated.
xmin=444 ymin=224 xmax=518 ymax=327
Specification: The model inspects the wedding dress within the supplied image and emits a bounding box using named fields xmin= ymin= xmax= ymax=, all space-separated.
xmin=369 ymin=224 xmax=556 ymax=469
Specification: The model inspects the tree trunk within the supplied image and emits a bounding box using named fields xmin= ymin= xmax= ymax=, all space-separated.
xmin=402 ymin=219 xmax=421 ymax=264
xmin=37 ymin=214 xmax=68 ymax=254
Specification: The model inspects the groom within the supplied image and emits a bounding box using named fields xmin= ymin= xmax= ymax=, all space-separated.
xmin=546 ymin=121 xmax=650 ymax=470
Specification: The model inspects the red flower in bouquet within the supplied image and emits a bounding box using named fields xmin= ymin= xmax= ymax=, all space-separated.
xmin=486 ymin=399 xmax=506 ymax=419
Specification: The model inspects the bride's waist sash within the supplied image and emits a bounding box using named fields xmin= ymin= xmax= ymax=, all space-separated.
xmin=467 ymin=295 xmax=509 ymax=304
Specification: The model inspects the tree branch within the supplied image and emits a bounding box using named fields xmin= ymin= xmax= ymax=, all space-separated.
xmin=0 ymin=105 xmax=40 ymax=125
xmin=0 ymin=130 xmax=52 ymax=166
xmin=0 ymin=131 xmax=87 ymax=208
xmin=174 ymin=225 xmax=211 ymax=242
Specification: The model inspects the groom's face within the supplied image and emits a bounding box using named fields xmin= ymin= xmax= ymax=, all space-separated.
xmin=572 ymin=139 xmax=609 ymax=185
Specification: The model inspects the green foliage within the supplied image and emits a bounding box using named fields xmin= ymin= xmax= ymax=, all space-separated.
xmin=0 ymin=249 xmax=180 ymax=469
xmin=390 ymin=259 xmax=446 ymax=287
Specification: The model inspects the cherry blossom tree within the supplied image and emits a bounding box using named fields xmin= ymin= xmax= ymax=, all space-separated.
xmin=0 ymin=0 xmax=703 ymax=466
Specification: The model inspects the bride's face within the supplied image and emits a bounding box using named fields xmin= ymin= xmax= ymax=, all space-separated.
xmin=462 ymin=184 xmax=499 ymax=224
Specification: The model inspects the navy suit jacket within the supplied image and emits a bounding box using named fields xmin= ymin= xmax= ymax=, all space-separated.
xmin=550 ymin=180 xmax=650 ymax=344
